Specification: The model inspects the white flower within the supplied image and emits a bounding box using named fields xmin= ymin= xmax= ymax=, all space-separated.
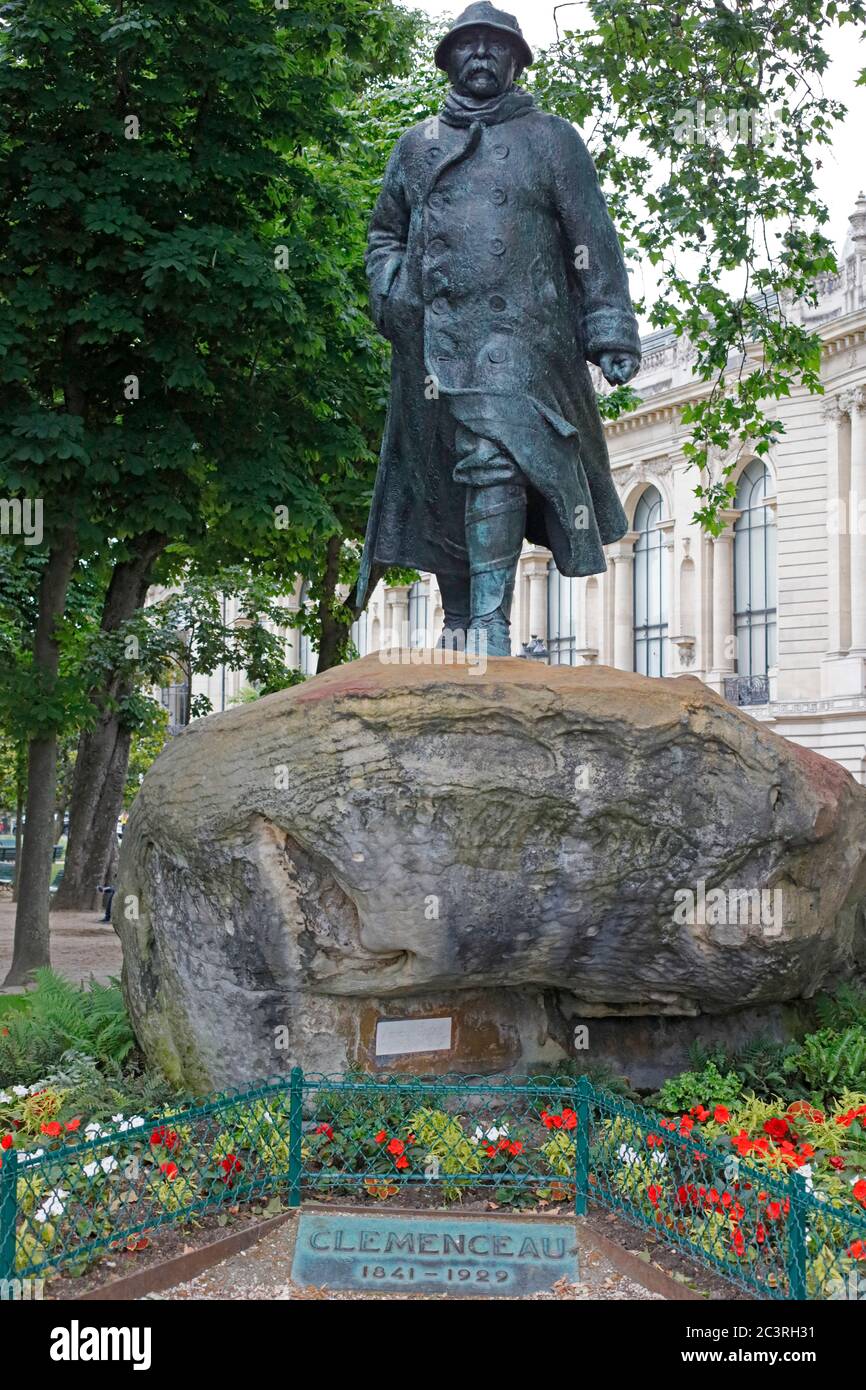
xmin=12 ymin=1086 xmax=27 ymax=1098
xmin=84 ymin=1122 xmax=103 ymax=1139
xmin=111 ymin=1113 xmax=125 ymax=1124
xmin=799 ymin=1163 xmax=814 ymax=1193
xmin=34 ymin=1188 xmax=69 ymax=1222
xmin=83 ymin=1155 xmax=118 ymax=1178
xmin=618 ymin=1143 xmax=640 ymax=1167
xmin=0 ymin=1092 xmax=10 ymax=1104
xmin=650 ymin=1150 xmax=668 ymax=1167
xmin=129 ymin=1116 xmax=145 ymax=1129
xmin=18 ymin=1148 xmax=44 ymax=1165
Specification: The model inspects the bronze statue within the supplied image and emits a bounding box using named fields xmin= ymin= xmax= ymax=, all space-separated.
xmin=357 ymin=2 xmax=641 ymax=656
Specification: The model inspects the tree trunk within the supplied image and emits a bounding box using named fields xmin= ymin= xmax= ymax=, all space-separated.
xmin=11 ymin=741 xmax=26 ymax=902
xmin=54 ymin=534 xmax=165 ymax=911
xmin=5 ymin=532 xmax=78 ymax=985
xmin=315 ymin=535 xmax=354 ymax=674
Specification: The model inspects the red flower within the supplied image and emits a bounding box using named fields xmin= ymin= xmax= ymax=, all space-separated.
xmin=849 ymin=1240 xmax=866 ymax=1260
xmin=151 ymin=1127 xmax=166 ymax=1146
xmin=691 ymin=1105 xmax=710 ymax=1123
xmin=561 ymin=1108 xmax=577 ymax=1131
xmin=732 ymin=1228 xmax=746 ymax=1257
xmin=484 ymin=1144 xmax=496 ymax=1157
xmin=0 ymin=1135 xmax=12 ymax=1151
xmin=678 ymin=1116 xmax=695 ymax=1136
xmin=498 ymin=1138 xmax=511 ymax=1151
xmin=374 ymin=1130 xmax=387 ymax=1144
xmin=763 ymin=1117 xmax=788 ymax=1141
xmin=508 ymin=1141 xmax=523 ymax=1157
xmin=713 ymin=1106 xmax=730 ymax=1124
xmin=829 ymin=1156 xmax=845 ymax=1171
xmin=220 ymin=1154 xmax=242 ymax=1173
xmin=765 ymin=1201 xmax=782 ymax=1221
xmin=315 ymin=1124 xmax=333 ymax=1140
xmin=40 ymin=1121 xmax=62 ymax=1138
xmin=646 ymin=1134 xmax=662 ymax=1149
xmin=159 ymin=1161 xmax=178 ymax=1181
xmin=756 ymin=1222 xmax=766 ymax=1245
xmin=647 ymin=1185 xmax=661 ymax=1207
xmin=387 ymin=1138 xmax=404 ymax=1157
xmin=540 ymin=1110 xmax=554 ymax=1129
xmin=65 ymin=1117 xmax=81 ymax=1132
xmin=395 ymin=1155 xmax=409 ymax=1170
xmin=852 ymin=1179 xmax=866 ymax=1206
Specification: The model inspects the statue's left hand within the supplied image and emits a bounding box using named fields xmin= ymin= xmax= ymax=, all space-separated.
xmin=599 ymin=351 xmax=640 ymax=386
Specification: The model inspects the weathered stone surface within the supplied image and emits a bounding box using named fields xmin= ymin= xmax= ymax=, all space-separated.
xmin=117 ymin=656 xmax=866 ymax=1089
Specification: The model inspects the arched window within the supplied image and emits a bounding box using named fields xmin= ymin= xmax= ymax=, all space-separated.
xmin=633 ymin=486 xmax=667 ymax=676
xmin=547 ymin=561 xmax=579 ymax=665
xmin=733 ymin=460 xmax=776 ymax=678
xmin=298 ymin=582 xmax=317 ymax=676
xmin=350 ymin=609 xmax=369 ymax=658
xmin=408 ymin=579 xmax=429 ymax=648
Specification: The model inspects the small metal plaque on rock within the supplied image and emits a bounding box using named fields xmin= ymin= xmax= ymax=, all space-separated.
xmin=291 ymin=1211 xmax=578 ymax=1296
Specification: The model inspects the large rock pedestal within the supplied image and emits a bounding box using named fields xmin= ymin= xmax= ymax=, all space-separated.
xmin=117 ymin=656 xmax=866 ymax=1090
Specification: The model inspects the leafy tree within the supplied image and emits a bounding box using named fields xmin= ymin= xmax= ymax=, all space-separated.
xmin=532 ymin=0 xmax=866 ymax=526
xmin=0 ymin=0 xmax=417 ymax=971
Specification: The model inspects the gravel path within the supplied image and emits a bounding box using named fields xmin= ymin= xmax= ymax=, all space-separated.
xmin=0 ymin=902 xmax=122 ymax=989
xmin=146 ymin=1213 xmax=664 ymax=1301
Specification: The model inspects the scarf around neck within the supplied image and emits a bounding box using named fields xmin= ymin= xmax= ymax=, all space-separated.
xmin=440 ymin=85 xmax=535 ymax=128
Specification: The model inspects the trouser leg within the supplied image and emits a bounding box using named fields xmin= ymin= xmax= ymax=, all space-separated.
xmin=465 ymin=480 xmax=526 ymax=657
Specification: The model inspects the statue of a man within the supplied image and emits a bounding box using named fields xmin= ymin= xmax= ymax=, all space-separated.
xmin=357 ymin=2 xmax=641 ymax=656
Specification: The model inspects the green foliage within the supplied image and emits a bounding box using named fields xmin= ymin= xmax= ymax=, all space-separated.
xmin=0 ymin=970 xmax=135 ymax=1084
xmin=785 ymin=1025 xmax=866 ymax=1099
xmin=814 ymin=983 xmax=866 ymax=1031
xmin=654 ymin=1059 xmax=744 ymax=1113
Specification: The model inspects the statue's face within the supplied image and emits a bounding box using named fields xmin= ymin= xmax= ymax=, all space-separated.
xmin=446 ymin=25 xmax=519 ymax=98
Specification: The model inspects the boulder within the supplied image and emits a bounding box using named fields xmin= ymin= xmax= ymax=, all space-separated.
xmin=116 ymin=656 xmax=866 ymax=1089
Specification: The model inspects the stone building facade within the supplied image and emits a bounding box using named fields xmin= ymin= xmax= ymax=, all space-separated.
xmin=182 ymin=194 xmax=866 ymax=781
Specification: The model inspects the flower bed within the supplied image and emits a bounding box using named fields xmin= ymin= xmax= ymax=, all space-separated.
xmin=1 ymin=1071 xmax=864 ymax=1298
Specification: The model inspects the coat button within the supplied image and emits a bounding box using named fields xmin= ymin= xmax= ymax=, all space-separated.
xmin=432 ymin=297 xmax=449 ymax=314
xmin=488 ymin=346 xmax=508 ymax=363
xmin=426 ymin=146 xmax=442 ymax=161
xmin=491 ymin=187 xmax=507 ymax=204
xmin=428 ymin=237 xmax=447 ymax=256
xmin=489 ymin=237 xmax=505 ymax=256
xmin=489 ymin=295 xmax=507 ymax=311
xmin=428 ymin=192 xmax=449 ymax=209
xmin=492 ymin=143 xmax=509 ymax=159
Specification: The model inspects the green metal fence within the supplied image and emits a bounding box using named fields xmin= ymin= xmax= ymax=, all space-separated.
xmin=1 ymin=1071 xmax=864 ymax=1298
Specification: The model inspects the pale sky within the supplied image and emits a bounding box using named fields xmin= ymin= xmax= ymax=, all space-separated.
xmin=406 ymin=1 xmax=866 ymax=316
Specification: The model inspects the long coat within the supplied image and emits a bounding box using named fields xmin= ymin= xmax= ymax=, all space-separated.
xmin=357 ymin=98 xmax=641 ymax=605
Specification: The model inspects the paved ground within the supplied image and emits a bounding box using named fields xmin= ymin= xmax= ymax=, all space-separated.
xmin=147 ymin=1212 xmax=663 ymax=1302
xmin=0 ymin=899 xmax=123 ymax=989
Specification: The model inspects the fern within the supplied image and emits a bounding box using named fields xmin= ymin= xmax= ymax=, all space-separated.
xmin=814 ymin=983 xmax=866 ymax=1031
xmin=0 ymin=970 xmax=135 ymax=1086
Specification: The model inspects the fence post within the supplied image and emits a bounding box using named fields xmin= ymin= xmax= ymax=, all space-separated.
xmin=0 ymin=1147 xmax=17 ymax=1286
xmin=786 ymin=1170 xmax=808 ymax=1301
xmin=574 ymin=1075 xmax=591 ymax=1217
xmin=287 ymin=1066 xmax=303 ymax=1209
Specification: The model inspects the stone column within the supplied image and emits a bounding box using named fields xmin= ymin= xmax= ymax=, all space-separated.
xmin=848 ymin=388 xmax=866 ymax=652
xmin=710 ymin=509 xmax=740 ymax=681
xmin=659 ymin=518 xmax=676 ymax=674
xmin=608 ymin=532 xmax=639 ymax=671
xmin=824 ymin=394 xmax=847 ymax=658
xmin=522 ymin=548 xmax=550 ymax=646
xmin=385 ymin=584 xmax=410 ymax=650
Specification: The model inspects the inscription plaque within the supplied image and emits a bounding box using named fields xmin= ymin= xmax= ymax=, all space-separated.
xmin=291 ymin=1211 xmax=578 ymax=1296
xmin=375 ymin=1016 xmax=452 ymax=1056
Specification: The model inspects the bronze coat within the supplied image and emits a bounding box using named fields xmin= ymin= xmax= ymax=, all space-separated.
xmin=358 ymin=103 xmax=641 ymax=604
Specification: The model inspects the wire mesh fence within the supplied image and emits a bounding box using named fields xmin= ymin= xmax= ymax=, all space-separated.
xmin=1 ymin=1070 xmax=864 ymax=1298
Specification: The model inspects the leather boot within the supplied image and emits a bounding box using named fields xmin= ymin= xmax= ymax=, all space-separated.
xmin=465 ymin=481 xmax=526 ymax=657
xmin=436 ymin=570 xmax=470 ymax=649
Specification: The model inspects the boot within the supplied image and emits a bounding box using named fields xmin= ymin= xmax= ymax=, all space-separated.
xmin=465 ymin=481 xmax=526 ymax=657
xmin=436 ymin=570 xmax=470 ymax=650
